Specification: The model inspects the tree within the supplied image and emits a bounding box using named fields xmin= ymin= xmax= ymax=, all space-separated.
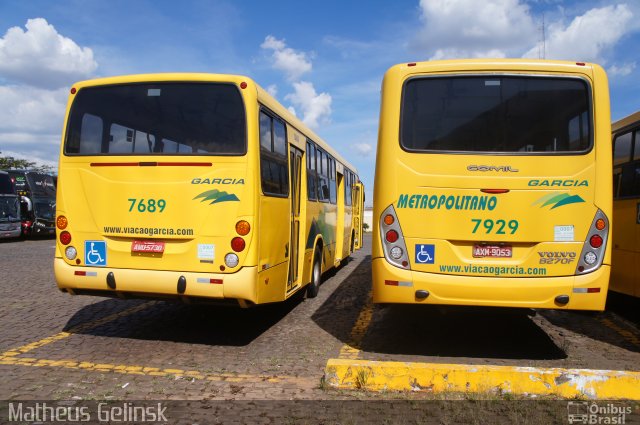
xmin=0 ymin=152 xmax=55 ymax=173
xmin=363 ymin=222 xmax=370 ymax=232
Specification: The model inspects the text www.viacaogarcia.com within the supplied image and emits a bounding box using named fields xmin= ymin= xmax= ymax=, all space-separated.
xmin=103 ymin=226 xmax=194 ymax=236
xmin=439 ymin=264 xmax=547 ymax=276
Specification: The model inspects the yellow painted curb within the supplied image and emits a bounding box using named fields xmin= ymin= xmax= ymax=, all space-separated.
xmin=324 ymin=359 xmax=640 ymax=400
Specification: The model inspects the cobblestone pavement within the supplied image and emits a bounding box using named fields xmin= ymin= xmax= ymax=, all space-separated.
xmin=1 ymin=234 xmax=639 ymax=407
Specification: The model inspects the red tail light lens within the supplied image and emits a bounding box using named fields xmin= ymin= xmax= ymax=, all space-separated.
xmin=231 ymin=237 xmax=245 ymax=252
xmin=385 ymin=230 xmax=399 ymax=243
xmin=590 ymin=234 xmax=603 ymax=248
xmin=60 ymin=231 xmax=72 ymax=245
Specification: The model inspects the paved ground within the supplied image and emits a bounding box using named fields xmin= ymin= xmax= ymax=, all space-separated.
xmin=1 ymin=234 xmax=639 ymax=422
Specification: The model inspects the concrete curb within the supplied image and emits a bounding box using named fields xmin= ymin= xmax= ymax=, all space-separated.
xmin=324 ymin=359 xmax=640 ymax=399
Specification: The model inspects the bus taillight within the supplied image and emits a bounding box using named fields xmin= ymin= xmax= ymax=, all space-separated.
xmin=231 ymin=237 xmax=245 ymax=252
xmin=575 ymin=210 xmax=609 ymax=275
xmin=60 ymin=231 xmax=72 ymax=245
xmin=57 ymin=215 xmax=68 ymax=230
xmin=379 ymin=204 xmax=410 ymax=269
xmin=236 ymin=220 xmax=250 ymax=236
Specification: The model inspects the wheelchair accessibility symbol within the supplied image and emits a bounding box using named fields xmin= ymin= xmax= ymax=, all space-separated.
xmin=415 ymin=244 xmax=435 ymax=264
xmin=85 ymin=240 xmax=107 ymax=266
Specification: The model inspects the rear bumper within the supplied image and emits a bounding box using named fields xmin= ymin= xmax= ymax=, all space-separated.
xmin=55 ymin=258 xmax=259 ymax=305
xmin=372 ymin=257 xmax=609 ymax=311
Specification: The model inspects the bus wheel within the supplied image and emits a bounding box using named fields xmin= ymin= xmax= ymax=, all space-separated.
xmin=350 ymin=231 xmax=355 ymax=254
xmin=307 ymin=247 xmax=322 ymax=298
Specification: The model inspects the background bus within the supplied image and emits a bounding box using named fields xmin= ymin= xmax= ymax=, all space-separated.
xmin=55 ymin=73 xmax=363 ymax=306
xmin=611 ymin=111 xmax=640 ymax=298
xmin=0 ymin=170 xmax=22 ymax=239
xmin=373 ymin=59 xmax=611 ymax=311
xmin=7 ymin=170 xmax=57 ymax=237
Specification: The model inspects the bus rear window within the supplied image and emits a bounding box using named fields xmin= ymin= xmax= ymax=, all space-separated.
xmin=400 ymin=76 xmax=591 ymax=154
xmin=65 ymin=83 xmax=246 ymax=155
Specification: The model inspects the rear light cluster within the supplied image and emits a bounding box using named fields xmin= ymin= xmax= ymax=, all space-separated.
xmin=379 ymin=205 xmax=409 ymax=269
xmin=57 ymin=215 xmax=78 ymax=263
xmin=575 ymin=210 xmax=609 ymax=275
xmin=224 ymin=220 xmax=250 ymax=269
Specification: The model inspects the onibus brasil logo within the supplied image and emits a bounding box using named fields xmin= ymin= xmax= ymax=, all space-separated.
xmin=193 ymin=189 xmax=239 ymax=204
xmin=532 ymin=192 xmax=585 ymax=210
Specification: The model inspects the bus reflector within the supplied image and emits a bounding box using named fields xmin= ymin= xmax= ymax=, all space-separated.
xmin=74 ymin=271 xmax=86 ymax=276
xmin=57 ymin=216 xmax=68 ymax=230
xmin=385 ymin=280 xmax=399 ymax=286
xmin=211 ymin=279 xmax=223 ymax=284
xmin=236 ymin=220 xmax=250 ymax=236
xmin=240 ymin=82 xmax=247 ymax=89
xmin=573 ymin=287 xmax=601 ymax=293
xmin=70 ymin=87 xmax=77 ymax=94
xmin=60 ymin=231 xmax=72 ymax=245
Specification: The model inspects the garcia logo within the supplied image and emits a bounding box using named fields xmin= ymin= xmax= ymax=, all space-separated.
xmin=532 ymin=193 xmax=585 ymax=209
xmin=528 ymin=179 xmax=588 ymax=187
xmin=468 ymin=165 xmax=518 ymax=172
xmin=194 ymin=189 xmax=239 ymax=204
xmin=192 ymin=177 xmax=245 ymax=185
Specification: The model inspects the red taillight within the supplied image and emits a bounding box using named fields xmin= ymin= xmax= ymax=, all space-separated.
xmin=60 ymin=231 xmax=72 ymax=245
xmin=231 ymin=237 xmax=245 ymax=252
xmin=480 ymin=189 xmax=510 ymax=194
xmin=385 ymin=230 xmax=398 ymax=243
xmin=590 ymin=234 xmax=603 ymax=248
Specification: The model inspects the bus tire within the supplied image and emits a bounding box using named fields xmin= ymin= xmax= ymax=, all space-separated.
xmin=307 ymin=246 xmax=322 ymax=298
xmin=350 ymin=231 xmax=355 ymax=254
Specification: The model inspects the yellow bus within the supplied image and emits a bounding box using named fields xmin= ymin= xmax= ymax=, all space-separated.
xmin=373 ymin=59 xmax=612 ymax=311
xmin=54 ymin=74 xmax=363 ymax=306
xmin=611 ymin=111 xmax=640 ymax=298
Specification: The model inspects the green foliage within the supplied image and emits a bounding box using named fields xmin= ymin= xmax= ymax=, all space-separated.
xmin=0 ymin=152 xmax=55 ymax=173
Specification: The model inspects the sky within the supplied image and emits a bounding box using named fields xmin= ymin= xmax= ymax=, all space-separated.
xmin=0 ymin=0 xmax=639 ymax=204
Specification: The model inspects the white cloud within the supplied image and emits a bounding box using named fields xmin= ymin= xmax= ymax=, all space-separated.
xmin=266 ymin=84 xmax=278 ymax=97
xmin=413 ymin=0 xmax=537 ymax=59
xmin=0 ymin=18 xmax=97 ymax=89
xmin=261 ymin=35 xmax=312 ymax=81
xmin=608 ymin=62 xmax=636 ymax=77
xmin=353 ymin=142 xmax=373 ymax=156
xmin=0 ymin=85 xmax=67 ymax=135
xmin=523 ymin=4 xmax=634 ymax=62
xmin=285 ymin=81 xmax=331 ymax=129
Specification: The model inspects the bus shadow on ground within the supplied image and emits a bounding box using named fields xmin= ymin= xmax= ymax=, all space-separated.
xmin=313 ymin=253 xmax=566 ymax=360
xmin=62 ymin=295 xmax=303 ymax=347
xmin=360 ymin=305 xmax=566 ymax=360
xmin=539 ymin=308 xmax=640 ymax=354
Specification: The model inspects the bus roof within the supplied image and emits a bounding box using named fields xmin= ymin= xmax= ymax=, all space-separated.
xmin=612 ymin=111 xmax=640 ymax=133
xmin=384 ymin=58 xmax=603 ymax=77
xmin=69 ymin=73 xmax=358 ymax=178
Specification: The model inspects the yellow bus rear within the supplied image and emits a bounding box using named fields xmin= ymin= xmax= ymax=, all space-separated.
xmin=373 ymin=59 xmax=612 ymax=311
xmin=55 ymin=74 xmax=363 ymax=306
xmin=611 ymin=111 xmax=640 ymax=298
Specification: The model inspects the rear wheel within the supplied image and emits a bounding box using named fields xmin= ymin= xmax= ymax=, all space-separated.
xmin=307 ymin=247 xmax=322 ymax=298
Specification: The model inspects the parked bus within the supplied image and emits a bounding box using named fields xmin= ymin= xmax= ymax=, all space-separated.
xmin=373 ymin=59 xmax=611 ymax=311
xmin=7 ymin=170 xmax=57 ymax=237
xmin=611 ymin=111 xmax=640 ymax=298
xmin=55 ymin=73 xmax=363 ymax=306
xmin=0 ymin=170 xmax=22 ymax=239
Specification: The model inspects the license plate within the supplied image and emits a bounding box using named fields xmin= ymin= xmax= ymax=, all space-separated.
xmin=132 ymin=240 xmax=165 ymax=253
xmin=473 ymin=244 xmax=512 ymax=258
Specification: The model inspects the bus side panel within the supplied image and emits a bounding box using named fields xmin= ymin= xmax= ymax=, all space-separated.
xmin=611 ymin=199 xmax=640 ymax=297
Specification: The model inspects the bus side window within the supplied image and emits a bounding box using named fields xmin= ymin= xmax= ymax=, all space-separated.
xmin=259 ymin=111 xmax=289 ymax=196
xmin=307 ymin=141 xmax=317 ymax=201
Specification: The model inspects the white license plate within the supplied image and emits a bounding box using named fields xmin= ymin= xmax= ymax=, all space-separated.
xmin=473 ymin=244 xmax=512 ymax=258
